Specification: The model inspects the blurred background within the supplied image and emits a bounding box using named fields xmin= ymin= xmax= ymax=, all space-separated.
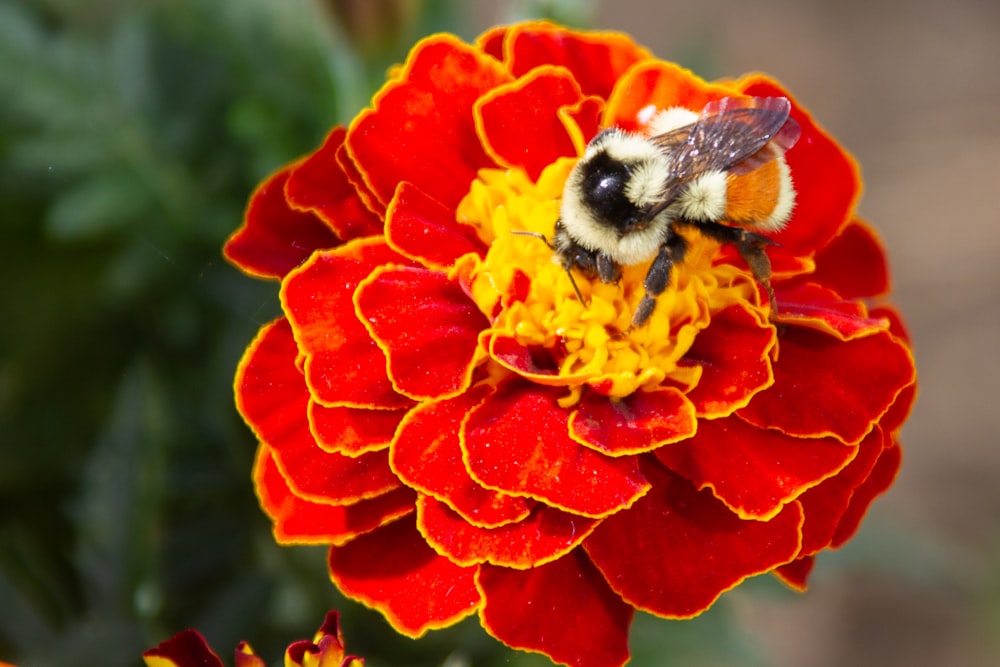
xmin=1 ymin=0 xmax=997 ymax=665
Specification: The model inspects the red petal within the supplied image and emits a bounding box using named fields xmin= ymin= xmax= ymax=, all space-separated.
xmin=478 ymin=551 xmax=633 ymax=667
xmin=390 ymin=386 xmax=533 ymax=528
xmin=680 ymin=303 xmax=776 ymax=418
xmin=254 ymin=445 xmax=414 ymax=546
xmin=655 ymin=416 xmax=857 ymax=520
xmin=774 ymin=555 xmax=815 ymax=591
xmin=235 ymin=318 xmax=401 ymax=504
xmin=738 ymin=326 xmax=915 ymax=444
xmin=475 ymin=65 xmax=583 ymax=180
xmin=809 ymin=219 xmax=890 ymax=299
xmin=285 ymin=127 xmax=384 ymax=241
xmin=793 ymin=427 xmax=884 ymax=557
xmin=143 ymin=629 xmax=224 ymax=667
xmin=832 ymin=439 xmax=901 ymax=547
xmin=879 ymin=375 xmax=917 ymax=436
xmin=463 ymin=381 xmax=651 ymax=517
xmin=872 ymin=304 xmax=913 ymax=345
xmin=224 ymin=164 xmax=341 ymax=279
xmin=738 ymin=76 xmax=861 ymax=256
xmin=273 ymin=435 xmax=400 ymax=505
xmin=500 ymin=22 xmax=652 ymax=100
xmin=604 ymin=61 xmax=731 ymax=132
xmin=336 ymin=139 xmax=386 ymax=218
xmin=328 ymin=518 xmax=481 ymax=637
xmin=563 ymin=95 xmax=605 ymax=154
xmin=235 ymin=644 xmax=265 ymax=667
xmin=476 ymin=25 xmax=506 ymax=61
xmin=488 ymin=333 xmax=596 ymax=386
xmin=346 ymin=35 xmax=509 ymax=210
xmin=569 ymin=388 xmax=697 ymax=455
xmin=386 ymin=182 xmax=485 ymax=269
xmin=355 ymin=265 xmax=488 ymax=400
xmin=777 ymin=283 xmax=891 ymax=340
xmin=867 ymin=306 xmax=917 ymax=435
xmin=281 ymin=238 xmax=415 ymax=409
xmin=417 ymin=495 xmax=598 ymax=569
xmin=308 ymin=402 xmax=406 ymax=456
xmin=585 ymin=460 xmax=804 ymax=618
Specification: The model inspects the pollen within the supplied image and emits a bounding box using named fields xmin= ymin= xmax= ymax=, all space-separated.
xmin=455 ymin=162 xmax=762 ymax=404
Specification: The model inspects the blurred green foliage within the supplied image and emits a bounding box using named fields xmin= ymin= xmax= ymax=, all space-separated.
xmin=0 ymin=1 xmax=774 ymax=665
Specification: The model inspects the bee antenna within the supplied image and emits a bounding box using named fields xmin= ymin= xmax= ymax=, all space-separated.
xmin=511 ymin=229 xmax=588 ymax=306
xmin=563 ymin=267 xmax=587 ymax=305
xmin=511 ymin=229 xmax=554 ymax=249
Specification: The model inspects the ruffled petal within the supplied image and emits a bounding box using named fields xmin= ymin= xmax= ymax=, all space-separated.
xmin=488 ymin=334 xmax=598 ymax=387
xmin=336 ymin=138 xmax=386 ymax=218
xmin=224 ymin=164 xmax=341 ymax=279
xmin=234 ymin=318 xmax=402 ymax=503
xmin=603 ymin=60 xmax=731 ymax=132
xmin=569 ymin=387 xmax=697 ymax=456
xmin=478 ymin=551 xmax=633 ymax=667
xmin=282 ymin=611 xmax=363 ymax=667
xmin=679 ymin=303 xmax=776 ymax=418
xmin=654 ymin=416 xmax=857 ymax=520
xmin=143 ymin=630 xmax=225 ymax=667
xmin=832 ymin=438 xmax=902 ymax=547
xmin=475 ymin=65 xmax=584 ymax=179
xmin=390 ymin=385 xmax=533 ymax=528
xmin=462 ymin=381 xmax=651 ymax=518
xmin=254 ymin=445 xmax=414 ymax=546
xmin=281 ymin=238 xmax=416 ymax=409
xmin=327 ymin=518 xmax=481 ymax=637
xmin=773 ymin=555 xmax=815 ymax=591
xmin=738 ymin=325 xmax=915 ymax=444
xmin=285 ymin=127 xmax=384 ymax=241
xmin=792 ymin=427 xmax=884 ymax=558
xmin=777 ymin=283 xmax=890 ymax=340
xmin=355 ymin=265 xmax=488 ymax=400
xmin=585 ymin=459 xmax=803 ymax=618
xmin=307 ymin=401 xmax=405 ymax=456
xmin=495 ymin=21 xmax=652 ymax=100
xmin=346 ymin=35 xmax=510 ymax=209
xmin=809 ymin=219 xmax=890 ymax=299
xmin=385 ymin=182 xmax=486 ymax=270
xmin=417 ymin=495 xmax=598 ymax=569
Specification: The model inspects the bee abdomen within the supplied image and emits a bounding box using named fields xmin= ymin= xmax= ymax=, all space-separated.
xmin=724 ymin=158 xmax=795 ymax=232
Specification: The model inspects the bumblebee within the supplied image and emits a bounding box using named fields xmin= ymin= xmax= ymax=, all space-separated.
xmin=553 ymin=96 xmax=800 ymax=327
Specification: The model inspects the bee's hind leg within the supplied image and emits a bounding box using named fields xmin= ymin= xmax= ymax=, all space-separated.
xmin=696 ymin=222 xmax=779 ymax=318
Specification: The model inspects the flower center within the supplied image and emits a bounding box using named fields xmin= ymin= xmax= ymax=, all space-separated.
xmin=455 ymin=161 xmax=761 ymax=402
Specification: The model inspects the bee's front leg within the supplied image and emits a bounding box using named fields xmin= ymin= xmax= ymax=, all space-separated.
xmin=596 ymin=252 xmax=621 ymax=284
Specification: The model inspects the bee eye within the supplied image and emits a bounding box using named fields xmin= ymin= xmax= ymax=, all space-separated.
xmin=583 ymin=156 xmax=628 ymax=201
xmin=580 ymin=152 xmax=639 ymax=229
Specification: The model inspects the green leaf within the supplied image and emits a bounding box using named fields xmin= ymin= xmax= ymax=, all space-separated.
xmin=45 ymin=170 xmax=152 ymax=240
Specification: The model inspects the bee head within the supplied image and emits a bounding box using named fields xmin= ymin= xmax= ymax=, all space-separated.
xmin=564 ymin=129 xmax=669 ymax=237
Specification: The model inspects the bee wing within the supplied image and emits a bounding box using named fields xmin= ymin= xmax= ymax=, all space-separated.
xmin=642 ymin=97 xmax=798 ymax=219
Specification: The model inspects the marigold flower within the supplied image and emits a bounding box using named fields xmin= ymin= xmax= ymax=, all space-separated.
xmin=142 ymin=611 xmax=363 ymax=667
xmin=226 ymin=21 xmax=916 ymax=667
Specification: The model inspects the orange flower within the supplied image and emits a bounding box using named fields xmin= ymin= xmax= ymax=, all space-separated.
xmin=142 ymin=611 xmax=362 ymax=667
xmin=226 ymin=21 xmax=916 ymax=667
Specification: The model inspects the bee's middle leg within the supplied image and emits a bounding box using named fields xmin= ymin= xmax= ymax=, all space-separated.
xmin=632 ymin=233 xmax=688 ymax=327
